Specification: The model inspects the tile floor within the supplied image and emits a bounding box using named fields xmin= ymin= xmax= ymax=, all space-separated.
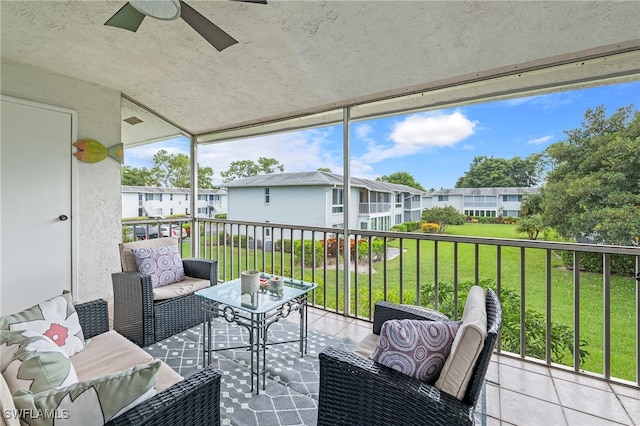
xmin=303 ymin=306 xmax=640 ymax=426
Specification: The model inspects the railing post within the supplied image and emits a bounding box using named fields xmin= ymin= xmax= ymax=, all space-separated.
xmin=342 ymin=107 xmax=351 ymax=317
xmin=189 ymin=134 xmax=198 ymax=258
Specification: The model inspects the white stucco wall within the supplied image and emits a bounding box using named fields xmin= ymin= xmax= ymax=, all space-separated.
xmin=1 ymin=60 xmax=122 ymax=303
xmin=228 ymin=186 xmax=328 ymax=227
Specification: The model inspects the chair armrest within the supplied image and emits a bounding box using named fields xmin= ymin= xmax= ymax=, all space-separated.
xmin=318 ymin=347 xmax=472 ymax=426
xmin=183 ymin=258 xmax=218 ymax=285
xmin=75 ymin=299 xmax=109 ymax=339
xmin=372 ymin=301 xmax=450 ymax=335
xmin=111 ymin=272 xmax=155 ymax=346
xmin=105 ymin=366 xmax=221 ymax=426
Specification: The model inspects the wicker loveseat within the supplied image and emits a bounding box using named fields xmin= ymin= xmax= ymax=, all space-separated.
xmin=112 ymin=237 xmax=217 ymax=347
xmin=1 ymin=297 xmax=220 ymax=426
xmin=317 ymin=288 xmax=502 ymax=426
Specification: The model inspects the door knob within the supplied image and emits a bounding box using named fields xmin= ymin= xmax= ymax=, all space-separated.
xmin=58 ymin=215 xmax=68 ymax=221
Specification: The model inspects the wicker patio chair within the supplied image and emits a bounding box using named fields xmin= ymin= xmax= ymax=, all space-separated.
xmin=317 ymin=288 xmax=502 ymax=426
xmin=75 ymin=299 xmax=221 ymax=426
xmin=112 ymin=237 xmax=217 ymax=347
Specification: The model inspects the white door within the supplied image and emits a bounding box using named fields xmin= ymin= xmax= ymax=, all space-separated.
xmin=1 ymin=97 xmax=74 ymax=315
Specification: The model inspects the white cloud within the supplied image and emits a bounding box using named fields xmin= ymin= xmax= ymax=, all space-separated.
xmin=527 ymin=135 xmax=554 ymax=145
xmin=462 ymin=144 xmax=475 ymax=150
xmin=198 ymin=128 xmax=344 ymax=184
xmin=358 ymin=111 xmax=476 ymax=163
xmin=355 ymin=123 xmax=373 ymax=140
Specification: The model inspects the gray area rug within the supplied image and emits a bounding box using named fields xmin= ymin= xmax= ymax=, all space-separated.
xmin=144 ymin=319 xmax=487 ymax=426
xmin=144 ymin=318 xmax=356 ymax=426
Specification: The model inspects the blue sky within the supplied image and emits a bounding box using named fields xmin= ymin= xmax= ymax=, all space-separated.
xmin=125 ymin=81 xmax=639 ymax=189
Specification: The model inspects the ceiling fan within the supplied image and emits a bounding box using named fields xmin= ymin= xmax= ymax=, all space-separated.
xmin=105 ymin=0 xmax=266 ymax=52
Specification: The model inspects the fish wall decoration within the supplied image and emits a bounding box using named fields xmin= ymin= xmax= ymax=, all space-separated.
xmin=73 ymin=139 xmax=124 ymax=164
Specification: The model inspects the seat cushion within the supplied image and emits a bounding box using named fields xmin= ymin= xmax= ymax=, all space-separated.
xmin=0 ymin=372 xmax=20 ymax=426
xmin=152 ymin=276 xmax=211 ymax=301
xmin=1 ymin=330 xmax=78 ymax=395
xmin=13 ymin=361 xmax=161 ymax=426
xmin=370 ymin=319 xmax=461 ymax=383
xmin=352 ymin=333 xmax=379 ymax=358
xmin=435 ymin=286 xmax=487 ymax=400
xmin=0 ymin=292 xmax=86 ymax=357
xmin=70 ymin=330 xmax=182 ymax=393
xmin=132 ymin=244 xmax=185 ymax=288
xmin=119 ymin=237 xmax=180 ymax=272
xmin=71 ymin=331 xmax=153 ymax=380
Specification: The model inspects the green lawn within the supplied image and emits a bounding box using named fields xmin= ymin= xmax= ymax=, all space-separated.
xmin=188 ymin=224 xmax=638 ymax=381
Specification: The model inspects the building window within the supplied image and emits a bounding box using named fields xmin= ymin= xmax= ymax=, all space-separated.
xmin=185 ymin=194 xmax=188 ymax=201
xmin=265 ymin=188 xmax=270 ymax=204
xmin=438 ymin=195 xmax=449 ymax=202
xmin=332 ymin=188 xmax=343 ymax=213
xmin=170 ymin=194 xmax=173 ymax=201
xmin=360 ymin=222 xmax=368 ymax=230
xmin=185 ymin=208 xmax=188 ymax=214
xmin=265 ymin=228 xmax=270 ymax=237
xmin=502 ymin=194 xmax=522 ymax=202
xmin=332 ymin=189 xmax=343 ymax=213
xmin=138 ymin=208 xmax=144 ymax=217
xmin=395 ymin=193 xmax=402 ymax=204
xmin=395 ymin=214 xmax=402 ymax=224
xmin=170 ymin=208 xmax=174 ymax=215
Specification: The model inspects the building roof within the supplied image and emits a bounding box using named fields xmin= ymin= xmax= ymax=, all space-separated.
xmin=224 ymin=172 xmax=425 ymax=195
xmin=122 ymin=186 xmax=226 ymax=195
xmin=427 ymin=187 xmax=541 ymax=196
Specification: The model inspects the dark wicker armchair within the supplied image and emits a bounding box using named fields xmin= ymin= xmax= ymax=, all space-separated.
xmin=112 ymin=237 xmax=218 ymax=347
xmin=75 ymin=299 xmax=221 ymax=426
xmin=317 ymin=288 xmax=502 ymax=426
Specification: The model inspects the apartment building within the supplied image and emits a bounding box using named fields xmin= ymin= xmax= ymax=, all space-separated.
xmin=224 ymin=171 xmax=425 ymax=232
xmin=122 ymin=186 xmax=227 ymax=218
xmin=422 ymin=187 xmax=540 ymax=218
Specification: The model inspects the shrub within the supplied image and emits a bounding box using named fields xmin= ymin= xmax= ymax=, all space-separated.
xmin=559 ymin=251 xmax=636 ymax=276
xmin=275 ymin=239 xmax=292 ymax=253
xmin=391 ymin=224 xmax=408 ymax=232
xmin=294 ymin=240 xmax=325 ymax=267
xmin=419 ymin=279 xmax=589 ymax=365
xmin=420 ymin=222 xmax=440 ymax=233
xmin=403 ymin=221 xmax=422 ymax=232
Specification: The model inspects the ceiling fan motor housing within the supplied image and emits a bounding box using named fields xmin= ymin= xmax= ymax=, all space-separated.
xmin=129 ymin=0 xmax=181 ymax=20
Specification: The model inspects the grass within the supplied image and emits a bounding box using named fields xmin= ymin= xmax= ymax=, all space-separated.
xmin=184 ymin=223 xmax=638 ymax=382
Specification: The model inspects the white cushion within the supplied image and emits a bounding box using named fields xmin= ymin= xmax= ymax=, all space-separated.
xmin=0 ymin=372 xmax=20 ymax=426
xmin=152 ymin=276 xmax=211 ymax=301
xmin=435 ymin=286 xmax=487 ymax=399
xmin=352 ymin=333 xmax=379 ymax=358
xmin=0 ymin=293 xmax=86 ymax=357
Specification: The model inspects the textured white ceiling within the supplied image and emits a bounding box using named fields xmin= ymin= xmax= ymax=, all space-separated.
xmin=1 ymin=1 xmax=639 ymax=144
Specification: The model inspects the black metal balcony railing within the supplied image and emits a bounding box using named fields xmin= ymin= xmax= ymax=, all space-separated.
xmin=121 ymin=218 xmax=640 ymax=389
xmin=358 ymin=202 xmax=391 ymax=214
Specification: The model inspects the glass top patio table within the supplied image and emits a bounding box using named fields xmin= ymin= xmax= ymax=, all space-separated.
xmin=195 ymin=272 xmax=318 ymax=313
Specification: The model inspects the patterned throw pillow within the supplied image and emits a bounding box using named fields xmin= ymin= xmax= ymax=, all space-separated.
xmin=0 ymin=330 xmax=78 ymax=395
xmin=0 ymin=293 xmax=85 ymax=357
xmin=12 ymin=360 xmax=160 ymax=426
xmin=370 ymin=319 xmax=461 ymax=383
xmin=132 ymin=244 xmax=185 ymax=288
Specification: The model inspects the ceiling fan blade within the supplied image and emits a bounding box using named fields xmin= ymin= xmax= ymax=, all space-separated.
xmin=104 ymin=2 xmax=146 ymax=32
xmin=230 ymin=0 xmax=268 ymax=4
xmin=180 ymin=1 xmax=238 ymax=52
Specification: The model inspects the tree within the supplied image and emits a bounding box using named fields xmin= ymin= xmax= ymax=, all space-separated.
xmin=317 ymin=167 xmax=332 ymax=172
xmin=516 ymin=215 xmax=543 ymax=240
xmin=520 ymin=192 xmax=543 ymax=217
xmin=542 ymin=105 xmax=640 ymax=245
xmin=421 ymin=206 xmax=465 ymax=232
xmin=121 ymin=149 xmax=215 ymax=188
xmin=220 ymin=157 xmax=284 ymax=182
xmin=376 ymin=171 xmax=426 ymax=191
xmin=455 ymin=154 xmax=543 ymax=188
xmin=121 ymin=166 xmax=158 ymax=186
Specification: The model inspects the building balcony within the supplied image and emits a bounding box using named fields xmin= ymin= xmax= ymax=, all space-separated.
xmin=304 ymin=307 xmax=639 ymax=425
xmin=359 ymin=202 xmax=391 ymax=214
xmin=122 ymin=217 xmax=640 ymax=425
